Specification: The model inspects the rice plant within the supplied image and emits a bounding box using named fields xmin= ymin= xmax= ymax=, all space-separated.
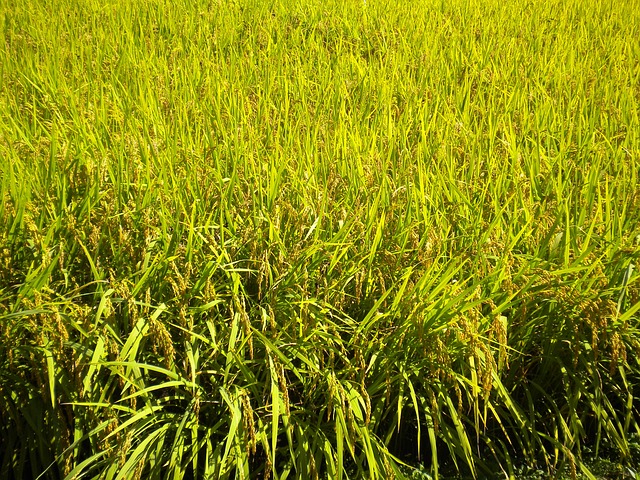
xmin=1 ymin=0 xmax=639 ymax=478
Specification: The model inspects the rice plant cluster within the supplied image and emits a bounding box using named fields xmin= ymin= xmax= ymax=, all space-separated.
xmin=1 ymin=0 xmax=639 ymax=478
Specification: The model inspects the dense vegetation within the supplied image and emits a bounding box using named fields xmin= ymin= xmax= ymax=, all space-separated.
xmin=1 ymin=0 xmax=639 ymax=478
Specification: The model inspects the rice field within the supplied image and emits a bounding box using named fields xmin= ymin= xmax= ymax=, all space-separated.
xmin=1 ymin=0 xmax=639 ymax=478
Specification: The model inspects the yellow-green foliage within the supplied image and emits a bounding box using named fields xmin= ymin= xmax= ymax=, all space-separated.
xmin=1 ymin=0 xmax=639 ymax=478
